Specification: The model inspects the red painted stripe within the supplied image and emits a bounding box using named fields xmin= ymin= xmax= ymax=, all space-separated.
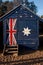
xmin=10 ymin=18 xmax=12 ymax=45
xmin=7 ymin=18 xmax=17 ymax=46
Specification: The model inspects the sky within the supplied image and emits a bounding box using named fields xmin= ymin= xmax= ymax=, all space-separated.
xmin=2 ymin=0 xmax=43 ymax=16
xmin=29 ymin=0 xmax=43 ymax=16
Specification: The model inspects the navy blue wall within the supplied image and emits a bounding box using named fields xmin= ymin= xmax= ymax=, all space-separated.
xmin=1 ymin=5 xmax=39 ymax=50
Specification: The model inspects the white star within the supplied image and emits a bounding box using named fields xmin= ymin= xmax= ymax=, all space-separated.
xmin=22 ymin=27 xmax=31 ymax=36
xmin=30 ymin=15 xmax=33 ymax=17
xmin=20 ymin=15 xmax=22 ymax=18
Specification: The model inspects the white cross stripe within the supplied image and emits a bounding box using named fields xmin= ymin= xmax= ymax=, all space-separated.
xmin=6 ymin=18 xmax=17 ymax=46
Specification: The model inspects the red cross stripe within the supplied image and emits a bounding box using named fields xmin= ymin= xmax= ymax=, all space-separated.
xmin=7 ymin=18 xmax=17 ymax=46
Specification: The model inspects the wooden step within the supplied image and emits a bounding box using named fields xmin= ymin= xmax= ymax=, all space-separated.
xmin=6 ymin=47 xmax=18 ymax=50
xmin=7 ymin=45 xmax=18 ymax=47
xmin=7 ymin=51 xmax=18 ymax=54
xmin=6 ymin=45 xmax=18 ymax=48
xmin=6 ymin=48 xmax=18 ymax=52
xmin=3 ymin=44 xmax=18 ymax=55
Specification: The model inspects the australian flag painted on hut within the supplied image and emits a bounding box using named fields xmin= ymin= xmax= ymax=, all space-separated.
xmin=0 ymin=4 xmax=42 ymax=50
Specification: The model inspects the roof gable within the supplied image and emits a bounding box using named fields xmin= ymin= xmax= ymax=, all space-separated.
xmin=0 ymin=4 xmax=43 ymax=22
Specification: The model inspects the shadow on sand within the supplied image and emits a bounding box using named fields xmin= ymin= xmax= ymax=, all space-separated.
xmin=18 ymin=45 xmax=37 ymax=55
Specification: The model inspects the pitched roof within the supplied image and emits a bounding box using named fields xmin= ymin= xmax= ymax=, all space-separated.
xmin=0 ymin=4 xmax=21 ymax=21
xmin=0 ymin=4 xmax=43 ymax=22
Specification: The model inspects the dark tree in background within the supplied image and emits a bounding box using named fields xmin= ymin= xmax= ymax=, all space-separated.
xmin=24 ymin=0 xmax=37 ymax=13
xmin=0 ymin=0 xmax=37 ymax=17
xmin=0 ymin=4 xmax=7 ymax=17
xmin=0 ymin=1 xmax=13 ymax=17
xmin=30 ymin=1 xmax=37 ymax=13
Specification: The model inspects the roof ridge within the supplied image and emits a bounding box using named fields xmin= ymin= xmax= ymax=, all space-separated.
xmin=0 ymin=4 xmax=21 ymax=19
xmin=0 ymin=4 xmax=43 ymax=21
xmin=22 ymin=5 xmax=42 ymax=20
